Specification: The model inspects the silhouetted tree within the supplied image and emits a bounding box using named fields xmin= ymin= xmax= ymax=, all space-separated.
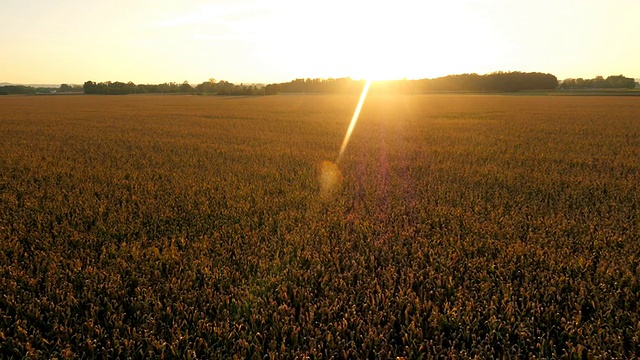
xmin=179 ymin=81 xmax=193 ymax=93
xmin=265 ymin=84 xmax=280 ymax=95
xmin=59 ymin=84 xmax=74 ymax=92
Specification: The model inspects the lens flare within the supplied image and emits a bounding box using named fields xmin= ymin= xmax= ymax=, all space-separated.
xmin=336 ymin=79 xmax=372 ymax=164
xmin=318 ymin=160 xmax=343 ymax=198
xmin=318 ymin=80 xmax=370 ymax=199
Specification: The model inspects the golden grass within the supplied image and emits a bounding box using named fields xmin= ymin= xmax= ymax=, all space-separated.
xmin=0 ymin=94 xmax=639 ymax=358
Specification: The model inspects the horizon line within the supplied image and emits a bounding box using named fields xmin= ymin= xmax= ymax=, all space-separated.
xmin=2 ymin=72 xmax=639 ymax=88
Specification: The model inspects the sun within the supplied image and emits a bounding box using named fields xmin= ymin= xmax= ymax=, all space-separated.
xmin=263 ymin=1 xmax=498 ymax=82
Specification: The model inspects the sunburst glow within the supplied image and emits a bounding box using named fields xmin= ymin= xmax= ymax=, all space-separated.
xmin=336 ymin=79 xmax=372 ymax=164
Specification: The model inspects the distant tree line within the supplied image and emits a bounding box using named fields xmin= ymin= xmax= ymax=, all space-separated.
xmin=83 ymin=81 xmax=194 ymax=95
xmin=277 ymin=78 xmax=365 ymax=93
xmin=79 ymin=77 xmax=367 ymax=96
xmin=0 ymin=85 xmax=38 ymax=95
xmin=0 ymin=84 xmax=82 ymax=95
xmin=405 ymin=72 xmax=560 ymax=93
xmin=2 ymin=72 xmax=636 ymax=96
xmin=81 ymin=79 xmax=269 ymax=96
xmin=193 ymin=79 xmax=264 ymax=95
xmin=558 ymin=75 xmax=636 ymax=90
xmin=270 ymin=72 xmax=560 ymax=94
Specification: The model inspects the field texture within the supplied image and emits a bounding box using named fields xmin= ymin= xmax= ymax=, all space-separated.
xmin=1 ymin=94 xmax=639 ymax=358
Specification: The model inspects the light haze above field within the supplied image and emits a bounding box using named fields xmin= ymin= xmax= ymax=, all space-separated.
xmin=1 ymin=0 xmax=638 ymax=85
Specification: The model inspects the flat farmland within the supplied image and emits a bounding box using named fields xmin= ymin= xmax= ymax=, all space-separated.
xmin=1 ymin=94 xmax=639 ymax=358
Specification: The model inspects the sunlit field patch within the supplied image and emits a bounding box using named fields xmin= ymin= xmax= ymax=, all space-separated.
xmin=0 ymin=94 xmax=638 ymax=358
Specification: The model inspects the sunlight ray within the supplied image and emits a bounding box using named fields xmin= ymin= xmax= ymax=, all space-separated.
xmin=336 ymin=79 xmax=371 ymax=164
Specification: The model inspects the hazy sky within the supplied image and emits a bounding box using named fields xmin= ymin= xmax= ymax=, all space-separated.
xmin=1 ymin=0 xmax=638 ymax=85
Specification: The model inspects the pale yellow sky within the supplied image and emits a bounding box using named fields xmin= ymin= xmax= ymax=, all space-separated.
xmin=1 ymin=0 xmax=638 ymax=85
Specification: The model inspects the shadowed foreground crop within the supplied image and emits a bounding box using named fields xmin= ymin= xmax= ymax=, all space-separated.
xmin=0 ymin=94 xmax=639 ymax=358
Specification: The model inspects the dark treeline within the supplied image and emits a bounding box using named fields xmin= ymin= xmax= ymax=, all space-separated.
xmin=0 ymin=84 xmax=82 ymax=95
xmin=410 ymin=71 xmax=559 ymax=92
xmin=83 ymin=81 xmax=193 ymax=95
xmin=0 ymin=85 xmax=38 ymax=95
xmin=82 ymin=78 xmax=357 ymax=95
xmin=2 ymin=72 xmax=637 ymax=96
xmin=82 ymin=79 xmax=264 ymax=95
xmin=277 ymin=78 xmax=365 ymax=93
xmin=558 ymin=75 xmax=636 ymax=90
xmin=77 ymin=72 xmax=564 ymax=96
xmin=275 ymin=72 xmax=559 ymax=94
xmin=193 ymin=79 xmax=264 ymax=95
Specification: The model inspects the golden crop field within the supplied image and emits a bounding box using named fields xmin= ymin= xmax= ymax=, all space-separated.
xmin=1 ymin=94 xmax=639 ymax=358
